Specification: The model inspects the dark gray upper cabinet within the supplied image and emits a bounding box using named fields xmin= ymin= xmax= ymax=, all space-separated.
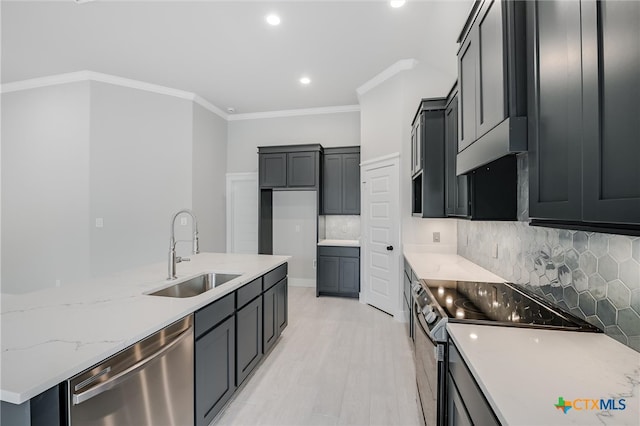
xmin=528 ymin=0 xmax=640 ymax=231
xmin=411 ymin=98 xmax=447 ymax=218
xmin=317 ymin=246 xmax=360 ymax=298
xmin=456 ymin=0 xmax=527 ymax=175
xmin=445 ymin=85 xmax=470 ymax=218
xmin=259 ymin=153 xmax=287 ymax=188
xmin=258 ymin=145 xmax=322 ymax=189
xmin=321 ymin=147 xmax=361 ymax=215
xmin=581 ymin=0 xmax=640 ymax=225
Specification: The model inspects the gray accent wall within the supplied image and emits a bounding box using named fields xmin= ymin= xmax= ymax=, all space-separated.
xmin=1 ymin=82 xmax=92 ymax=293
xmin=1 ymin=82 xmax=227 ymax=293
xmin=193 ymin=103 xmax=227 ymax=253
xmin=457 ymin=155 xmax=640 ymax=352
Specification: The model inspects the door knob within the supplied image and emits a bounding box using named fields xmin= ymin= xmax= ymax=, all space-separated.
xmin=386 ymin=245 xmax=394 ymax=251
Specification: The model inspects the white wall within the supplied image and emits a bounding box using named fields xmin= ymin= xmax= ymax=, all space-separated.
xmin=227 ymin=112 xmax=360 ymax=173
xmin=1 ymin=81 xmax=228 ymax=293
xmin=272 ymin=191 xmax=317 ymax=287
xmin=192 ymin=103 xmax=227 ymax=253
xmin=1 ymin=82 xmax=91 ymax=293
xmin=89 ymin=82 xmax=193 ymax=277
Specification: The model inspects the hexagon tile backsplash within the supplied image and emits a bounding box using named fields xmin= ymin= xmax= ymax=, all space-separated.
xmin=457 ymin=220 xmax=640 ymax=352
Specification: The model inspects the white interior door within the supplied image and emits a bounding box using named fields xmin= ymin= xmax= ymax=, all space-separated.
xmin=226 ymin=173 xmax=258 ymax=254
xmin=361 ymin=154 xmax=400 ymax=317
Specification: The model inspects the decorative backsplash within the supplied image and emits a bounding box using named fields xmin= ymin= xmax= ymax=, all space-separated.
xmin=324 ymin=215 xmax=361 ymax=240
xmin=457 ymin=155 xmax=640 ymax=352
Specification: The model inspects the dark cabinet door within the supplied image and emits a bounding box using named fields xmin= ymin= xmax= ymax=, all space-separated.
xmin=322 ymin=154 xmax=342 ymax=214
xmin=338 ymin=257 xmax=360 ymax=294
xmin=262 ymin=285 xmax=277 ymax=354
xmin=342 ymin=153 xmax=361 ymax=215
xmin=422 ymin=110 xmax=446 ymax=218
xmin=195 ymin=316 xmax=236 ymax=426
xmin=476 ymin=0 xmax=506 ymax=137
xmin=287 ymin=152 xmax=316 ymax=188
xmin=458 ymin=32 xmax=478 ymax=153
xmin=528 ymin=0 xmax=583 ymax=222
xmin=317 ymin=256 xmax=340 ymax=293
xmin=582 ymin=0 xmax=640 ymax=224
xmin=236 ymin=297 xmax=263 ymax=386
xmin=445 ymin=96 xmax=468 ymax=217
xmin=259 ymin=153 xmax=287 ymax=188
xmin=276 ymin=278 xmax=288 ymax=335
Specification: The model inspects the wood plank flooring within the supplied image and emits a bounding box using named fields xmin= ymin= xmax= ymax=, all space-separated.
xmin=213 ymin=287 xmax=422 ymax=426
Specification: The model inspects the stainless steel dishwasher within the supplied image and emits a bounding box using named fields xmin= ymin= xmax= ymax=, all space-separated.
xmin=67 ymin=315 xmax=194 ymax=426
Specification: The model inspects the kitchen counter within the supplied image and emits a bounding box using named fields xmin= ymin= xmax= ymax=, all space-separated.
xmin=403 ymin=251 xmax=505 ymax=283
xmin=0 ymin=253 xmax=289 ymax=404
xmin=447 ymin=323 xmax=640 ymax=425
xmin=317 ymin=239 xmax=360 ymax=247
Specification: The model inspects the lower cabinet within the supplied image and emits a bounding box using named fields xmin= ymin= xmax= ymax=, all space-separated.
xmin=195 ymin=316 xmax=236 ymax=426
xmin=194 ymin=263 xmax=287 ymax=424
xmin=447 ymin=340 xmax=499 ymax=426
xmin=236 ymin=296 xmax=263 ymax=386
xmin=317 ymin=246 xmax=360 ymax=298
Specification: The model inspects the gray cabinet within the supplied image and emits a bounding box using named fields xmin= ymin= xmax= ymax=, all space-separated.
xmin=528 ymin=0 xmax=640 ymax=232
xmin=445 ymin=86 xmax=469 ymax=218
xmin=258 ymin=145 xmax=321 ymax=189
xmin=447 ymin=340 xmax=499 ymax=426
xmin=317 ymin=246 xmax=360 ymax=298
xmin=276 ymin=278 xmax=288 ymax=335
xmin=262 ymin=264 xmax=288 ymax=354
xmin=322 ymin=147 xmax=361 ymax=215
xmin=259 ymin=153 xmax=287 ymax=188
xmin=194 ymin=293 xmax=236 ymax=426
xmin=456 ymin=0 xmax=527 ymax=175
xmin=411 ymin=98 xmax=447 ymax=218
xmin=263 ymin=284 xmax=278 ymax=354
xmin=195 ymin=316 xmax=235 ymax=426
xmin=236 ymin=296 xmax=263 ymax=386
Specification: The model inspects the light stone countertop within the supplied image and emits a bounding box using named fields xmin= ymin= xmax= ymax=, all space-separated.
xmin=317 ymin=239 xmax=360 ymax=247
xmin=403 ymin=251 xmax=505 ymax=283
xmin=447 ymin=323 xmax=640 ymax=426
xmin=0 ymin=253 xmax=289 ymax=404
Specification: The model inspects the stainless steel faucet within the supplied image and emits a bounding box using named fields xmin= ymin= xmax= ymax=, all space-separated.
xmin=168 ymin=209 xmax=199 ymax=280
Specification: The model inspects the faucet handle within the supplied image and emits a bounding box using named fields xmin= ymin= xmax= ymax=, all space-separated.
xmin=176 ymin=256 xmax=191 ymax=263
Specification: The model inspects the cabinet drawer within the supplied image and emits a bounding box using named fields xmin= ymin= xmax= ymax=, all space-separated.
xmin=263 ymin=263 xmax=287 ymax=291
xmin=318 ymin=246 xmax=359 ymax=258
xmin=448 ymin=341 xmax=499 ymax=426
xmin=237 ymin=277 xmax=262 ymax=309
xmin=195 ymin=292 xmax=235 ymax=339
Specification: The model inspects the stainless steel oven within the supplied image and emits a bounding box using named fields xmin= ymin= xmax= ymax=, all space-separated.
xmin=67 ymin=315 xmax=194 ymax=426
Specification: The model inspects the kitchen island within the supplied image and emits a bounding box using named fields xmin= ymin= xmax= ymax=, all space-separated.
xmin=0 ymin=253 xmax=289 ymax=408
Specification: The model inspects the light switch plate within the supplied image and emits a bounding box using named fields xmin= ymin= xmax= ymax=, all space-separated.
xmin=95 ymin=218 xmax=104 ymax=228
xmin=433 ymin=232 xmax=440 ymax=243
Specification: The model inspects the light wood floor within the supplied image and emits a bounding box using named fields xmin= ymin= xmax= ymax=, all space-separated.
xmin=214 ymin=287 xmax=422 ymax=426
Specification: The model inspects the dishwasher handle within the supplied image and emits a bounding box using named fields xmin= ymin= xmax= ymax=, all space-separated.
xmin=73 ymin=326 xmax=193 ymax=405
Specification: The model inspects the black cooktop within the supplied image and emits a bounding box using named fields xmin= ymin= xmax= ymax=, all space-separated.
xmin=423 ymin=280 xmax=599 ymax=331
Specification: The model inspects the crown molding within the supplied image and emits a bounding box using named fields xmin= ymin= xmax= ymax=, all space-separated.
xmin=227 ymin=104 xmax=360 ymax=121
xmin=356 ymin=58 xmax=418 ymax=99
xmin=1 ymin=71 xmax=229 ymax=119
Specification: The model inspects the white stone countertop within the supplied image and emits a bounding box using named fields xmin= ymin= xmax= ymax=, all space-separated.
xmin=403 ymin=251 xmax=505 ymax=283
xmin=447 ymin=323 xmax=640 ymax=426
xmin=317 ymin=239 xmax=360 ymax=247
xmin=0 ymin=253 xmax=289 ymax=404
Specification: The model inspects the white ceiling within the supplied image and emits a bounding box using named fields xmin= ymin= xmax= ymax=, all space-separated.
xmin=1 ymin=0 xmax=472 ymax=114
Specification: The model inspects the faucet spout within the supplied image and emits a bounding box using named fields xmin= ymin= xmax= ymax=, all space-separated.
xmin=168 ymin=209 xmax=200 ymax=280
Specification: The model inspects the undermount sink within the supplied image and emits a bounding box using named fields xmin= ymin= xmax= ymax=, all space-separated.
xmin=148 ymin=273 xmax=241 ymax=298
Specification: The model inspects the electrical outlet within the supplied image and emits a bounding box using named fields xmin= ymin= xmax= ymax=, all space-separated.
xmin=180 ymin=217 xmax=188 ymax=226
xmin=55 ymin=279 xmax=61 ymax=288
xmin=492 ymin=243 xmax=499 ymax=258
xmin=95 ymin=218 xmax=103 ymax=228
xmin=295 ymin=225 xmax=301 ymax=232
xmin=433 ymin=232 xmax=440 ymax=243
xmin=313 ymin=259 xmax=317 ymax=269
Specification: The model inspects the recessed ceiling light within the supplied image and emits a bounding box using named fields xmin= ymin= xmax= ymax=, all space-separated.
xmin=390 ymin=0 xmax=406 ymax=8
xmin=266 ymin=14 xmax=281 ymax=26
xmin=299 ymin=77 xmax=311 ymax=85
